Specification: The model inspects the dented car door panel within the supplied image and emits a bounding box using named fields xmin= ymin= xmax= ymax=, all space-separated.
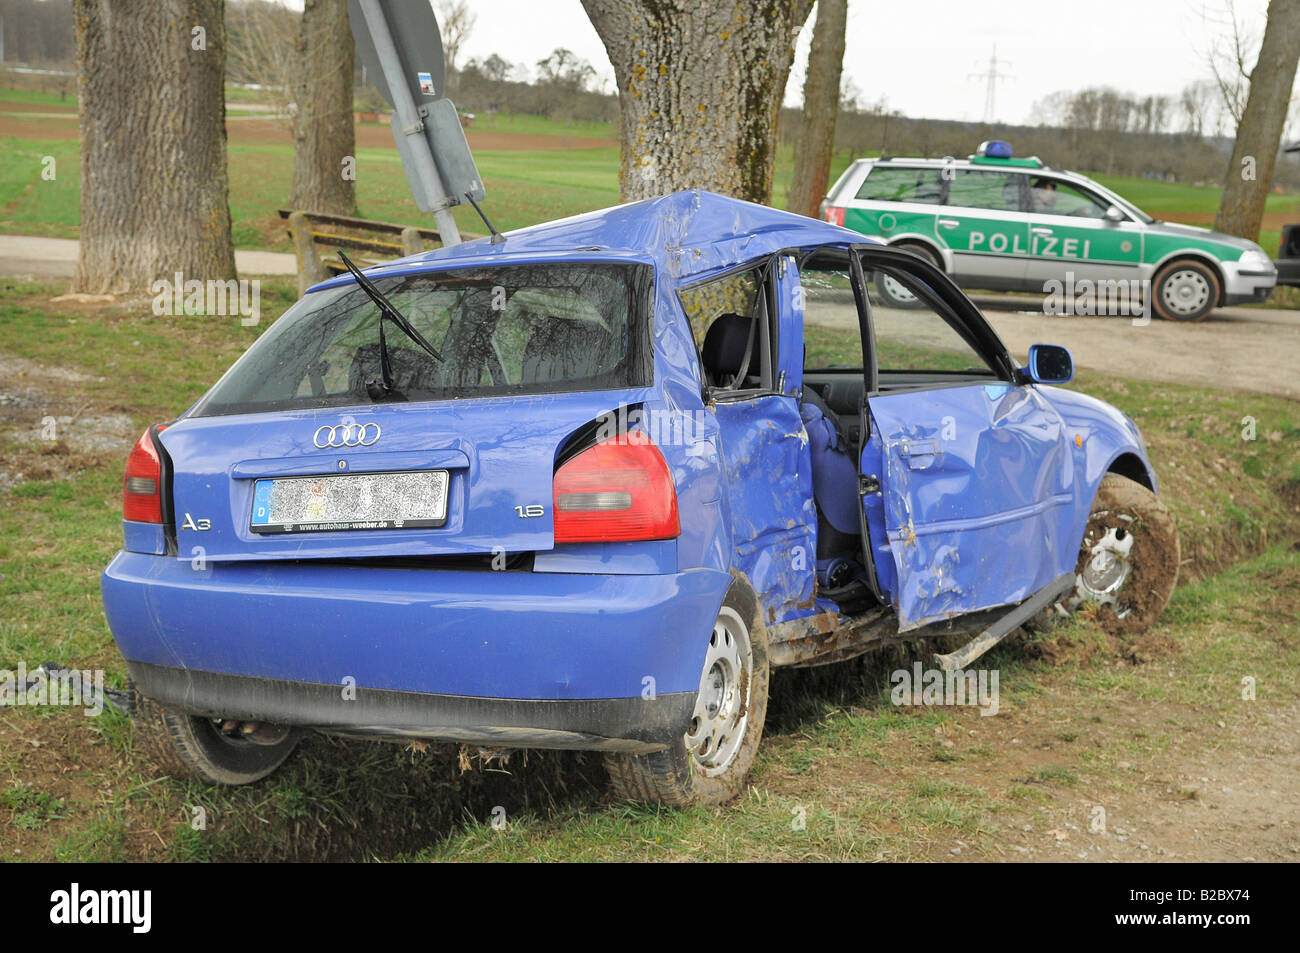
xmin=867 ymin=383 xmax=1076 ymax=629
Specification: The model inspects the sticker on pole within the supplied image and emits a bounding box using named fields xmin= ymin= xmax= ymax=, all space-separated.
xmin=417 ymin=71 xmax=436 ymax=96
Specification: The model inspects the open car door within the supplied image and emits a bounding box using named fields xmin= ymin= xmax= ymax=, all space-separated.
xmin=852 ymin=246 xmax=1078 ymax=631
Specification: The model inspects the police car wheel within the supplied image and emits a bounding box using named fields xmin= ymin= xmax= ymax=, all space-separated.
xmin=604 ymin=577 xmax=769 ymax=807
xmin=874 ymin=243 xmax=939 ymax=310
xmin=1152 ymin=259 xmax=1220 ymax=322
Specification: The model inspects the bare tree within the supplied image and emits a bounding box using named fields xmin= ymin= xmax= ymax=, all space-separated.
xmin=73 ymin=0 xmax=235 ymax=294
xmin=582 ymin=0 xmax=814 ymax=204
xmin=225 ymin=0 xmax=299 ymax=124
xmin=288 ymin=0 xmax=356 ymax=216
xmin=436 ymin=0 xmax=475 ymax=81
xmin=1203 ymin=0 xmax=1260 ymax=131
xmin=1214 ymin=0 xmax=1300 ymax=240
xmin=788 ymin=0 xmax=848 ymax=218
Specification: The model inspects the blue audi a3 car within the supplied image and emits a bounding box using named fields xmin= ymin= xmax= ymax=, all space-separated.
xmin=101 ymin=191 xmax=1179 ymax=805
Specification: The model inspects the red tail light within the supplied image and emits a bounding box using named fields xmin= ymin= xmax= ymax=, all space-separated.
xmin=824 ymin=206 xmax=846 ymax=227
xmin=552 ymin=435 xmax=680 ymax=543
xmin=123 ymin=425 xmax=167 ymax=523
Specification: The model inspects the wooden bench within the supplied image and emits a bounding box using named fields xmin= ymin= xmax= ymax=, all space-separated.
xmin=278 ymin=208 xmax=480 ymax=294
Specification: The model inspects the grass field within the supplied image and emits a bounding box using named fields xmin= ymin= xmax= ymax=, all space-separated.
xmin=0 ymin=280 xmax=1297 ymax=861
xmin=7 ymin=86 xmax=1292 ymax=255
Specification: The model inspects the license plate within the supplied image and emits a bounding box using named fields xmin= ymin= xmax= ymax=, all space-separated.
xmin=249 ymin=470 xmax=449 ymax=534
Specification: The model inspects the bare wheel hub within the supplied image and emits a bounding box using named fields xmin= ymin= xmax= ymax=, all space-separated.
xmin=685 ymin=608 xmax=752 ymax=776
xmin=1070 ymin=524 xmax=1136 ymax=617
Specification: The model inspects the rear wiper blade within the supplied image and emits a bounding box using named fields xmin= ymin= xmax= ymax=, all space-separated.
xmin=337 ymin=252 xmax=443 ymax=399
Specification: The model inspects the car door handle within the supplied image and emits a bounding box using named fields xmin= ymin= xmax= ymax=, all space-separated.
xmin=1031 ymin=227 xmax=1053 ymax=236
xmin=937 ymin=218 xmax=959 ymax=229
xmin=899 ymin=439 xmax=941 ymax=470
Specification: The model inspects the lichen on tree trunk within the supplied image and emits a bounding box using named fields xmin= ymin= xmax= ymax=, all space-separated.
xmin=582 ymin=0 xmax=814 ymax=205
xmin=73 ymin=0 xmax=237 ymax=294
xmin=289 ymin=0 xmax=357 ymax=217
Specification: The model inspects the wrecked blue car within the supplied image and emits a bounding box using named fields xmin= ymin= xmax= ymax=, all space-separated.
xmin=101 ymin=191 xmax=1179 ymax=805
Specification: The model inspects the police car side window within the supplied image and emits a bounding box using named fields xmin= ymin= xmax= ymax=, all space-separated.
xmin=857 ymin=167 xmax=943 ymax=205
xmin=945 ymin=170 xmax=1021 ymax=212
xmin=1031 ymin=178 xmax=1110 ymax=218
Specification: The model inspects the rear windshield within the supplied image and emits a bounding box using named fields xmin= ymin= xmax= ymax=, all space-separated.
xmin=191 ymin=263 xmax=653 ymax=417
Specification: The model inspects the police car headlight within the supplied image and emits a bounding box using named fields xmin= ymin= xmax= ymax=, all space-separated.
xmin=1238 ymin=249 xmax=1273 ymax=270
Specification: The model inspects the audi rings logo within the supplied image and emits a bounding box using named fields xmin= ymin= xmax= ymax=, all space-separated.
xmin=313 ymin=422 xmax=381 ymax=448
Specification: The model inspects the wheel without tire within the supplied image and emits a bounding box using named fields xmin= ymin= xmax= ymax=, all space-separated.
xmin=605 ymin=579 xmax=770 ymax=807
xmin=131 ymin=681 xmax=299 ymax=785
xmin=1051 ymin=474 xmax=1180 ymax=633
xmin=874 ymin=243 xmax=940 ymax=310
xmin=1151 ymin=258 xmax=1220 ymax=322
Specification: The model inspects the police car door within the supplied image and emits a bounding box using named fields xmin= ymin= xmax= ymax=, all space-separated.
xmin=853 ymin=245 xmax=1077 ymax=631
xmin=940 ymin=169 xmax=1031 ymax=291
xmin=1023 ymin=175 xmax=1143 ymax=289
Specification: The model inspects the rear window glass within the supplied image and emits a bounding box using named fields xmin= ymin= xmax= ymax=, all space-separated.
xmin=856 ymin=167 xmax=943 ymax=204
xmin=191 ymin=263 xmax=652 ymax=417
xmin=946 ymin=170 xmax=1022 ymax=212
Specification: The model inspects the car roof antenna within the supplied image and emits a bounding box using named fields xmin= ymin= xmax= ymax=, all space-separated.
xmin=463 ymin=191 xmax=506 ymax=245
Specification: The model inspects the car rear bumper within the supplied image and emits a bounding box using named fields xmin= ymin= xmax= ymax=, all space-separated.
xmin=126 ymin=661 xmax=695 ymax=752
xmin=102 ymin=551 xmax=730 ymax=748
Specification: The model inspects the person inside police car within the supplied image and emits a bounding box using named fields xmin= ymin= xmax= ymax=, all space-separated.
xmin=1031 ymin=177 xmax=1058 ymax=212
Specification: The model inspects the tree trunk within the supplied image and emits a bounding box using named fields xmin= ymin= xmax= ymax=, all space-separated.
xmin=582 ymin=0 xmax=814 ymax=204
xmin=787 ymin=0 xmax=847 ymax=218
xmin=1213 ymin=0 xmax=1300 ymax=241
xmin=289 ymin=0 xmax=357 ymax=216
xmin=73 ymin=0 xmax=236 ymax=294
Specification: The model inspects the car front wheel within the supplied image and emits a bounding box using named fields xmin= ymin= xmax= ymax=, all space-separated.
xmin=605 ymin=578 xmax=770 ymax=807
xmin=1152 ymin=259 xmax=1220 ymax=322
xmin=1038 ymin=473 xmax=1180 ymax=634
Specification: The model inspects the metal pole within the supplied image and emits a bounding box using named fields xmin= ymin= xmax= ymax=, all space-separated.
xmin=357 ymin=0 xmax=461 ymax=246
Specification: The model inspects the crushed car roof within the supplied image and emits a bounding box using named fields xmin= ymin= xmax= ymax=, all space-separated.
xmin=310 ymin=190 xmax=875 ymax=292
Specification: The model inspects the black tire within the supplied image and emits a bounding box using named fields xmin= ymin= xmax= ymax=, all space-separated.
xmin=1151 ymin=258 xmax=1220 ymax=322
xmin=605 ymin=577 xmax=770 ymax=807
xmin=874 ymin=243 xmax=941 ymax=310
xmin=131 ymin=681 xmax=299 ymax=785
xmin=1056 ymin=474 xmax=1180 ymax=634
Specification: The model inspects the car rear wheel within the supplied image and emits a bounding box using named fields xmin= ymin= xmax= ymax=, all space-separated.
xmin=131 ymin=682 xmax=299 ymax=785
xmin=1033 ymin=474 xmax=1180 ymax=635
xmin=605 ymin=579 xmax=769 ymax=807
xmin=1152 ymin=259 xmax=1220 ymax=322
xmin=874 ymin=243 xmax=941 ymax=309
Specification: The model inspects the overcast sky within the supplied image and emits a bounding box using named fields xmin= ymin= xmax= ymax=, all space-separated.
xmin=452 ymin=0 xmax=1278 ymax=126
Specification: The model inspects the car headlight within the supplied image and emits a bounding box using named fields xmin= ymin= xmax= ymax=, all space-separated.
xmin=1238 ymin=248 xmax=1273 ymax=270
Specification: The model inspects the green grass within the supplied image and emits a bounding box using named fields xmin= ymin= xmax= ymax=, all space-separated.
xmin=0 ymin=86 xmax=77 ymax=109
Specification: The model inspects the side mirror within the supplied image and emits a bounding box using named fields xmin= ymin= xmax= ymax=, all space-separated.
xmin=1025 ymin=343 xmax=1073 ymax=384
xmin=1104 ymin=205 xmax=1125 ymax=223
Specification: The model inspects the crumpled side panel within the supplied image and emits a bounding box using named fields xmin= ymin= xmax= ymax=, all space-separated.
xmin=713 ymin=397 xmax=818 ymax=626
xmin=871 ymin=384 xmax=1075 ymax=631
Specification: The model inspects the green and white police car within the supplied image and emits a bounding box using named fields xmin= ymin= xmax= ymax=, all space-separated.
xmin=820 ymin=141 xmax=1277 ymax=321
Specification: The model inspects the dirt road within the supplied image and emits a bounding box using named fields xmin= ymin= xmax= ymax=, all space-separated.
xmin=806 ymin=293 xmax=1300 ymax=400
